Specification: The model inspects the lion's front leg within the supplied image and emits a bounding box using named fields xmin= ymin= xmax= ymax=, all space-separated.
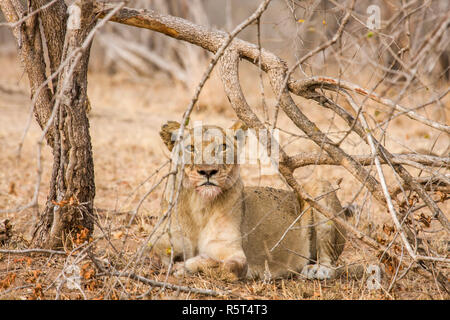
xmin=173 ymin=247 xmax=247 ymax=279
xmin=199 ymin=237 xmax=248 ymax=279
xmin=151 ymin=228 xmax=195 ymax=267
xmin=174 ymin=253 xmax=247 ymax=279
xmin=223 ymin=253 xmax=248 ymax=278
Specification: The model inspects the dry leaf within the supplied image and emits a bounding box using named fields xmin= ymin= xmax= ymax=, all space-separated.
xmin=377 ymin=252 xmax=402 ymax=277
xmin=30 ymin=283 xmax=43 ymax=300
xmin=0 ymin=219 xmax=12 ymax=244
xmin=74 ymin=226 xmax=90 ymax=245
xmin=0 ymin=273 xmax=16 ymax=289
xmin=81 ymin=263 xmax=96 ymax=280
xmin=376 ymin=235 xmax=387 ymax=245
xmin=436 ymin=191 xmax=446 ymax=202
xmin=113 ymin=231 xmax=124 ymax=239
xmin=26 ymin=270 xmax=41 ymax=283
xmin=8 ymin=182 xmax=16 ymax=195
xmin=417 ymin=213 xmax=431 ymax=228
xmin=382 ymin=224 xmax=395 ymax=236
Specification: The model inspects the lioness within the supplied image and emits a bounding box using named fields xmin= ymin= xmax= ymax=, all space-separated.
xmin=151 ymin=120 xmax=348 ymax=280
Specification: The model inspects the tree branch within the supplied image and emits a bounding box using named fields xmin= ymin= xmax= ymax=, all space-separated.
xmin=288 ymin=152 xmax=450 ymax=169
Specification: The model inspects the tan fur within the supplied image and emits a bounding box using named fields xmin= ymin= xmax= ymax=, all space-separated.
xmin=152 ymin=120 xmax=348 ymax=280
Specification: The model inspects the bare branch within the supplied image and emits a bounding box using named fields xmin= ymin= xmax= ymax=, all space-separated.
xmin=288 ymin=152 xmax=450 ymax=168
xmin=288 ymin=76 xmax=450 ymax=134
xmin=110 ymin=271 xmax=231 ymax=297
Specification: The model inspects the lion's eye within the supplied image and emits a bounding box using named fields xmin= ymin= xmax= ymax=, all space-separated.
xmin=185 ymin=145 xmax=195 ymax=153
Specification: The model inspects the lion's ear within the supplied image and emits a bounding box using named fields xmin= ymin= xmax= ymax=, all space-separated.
xmin=160 ymin=121 xmax=181 ymax=151
xmin=229 ymin=120 xmax=248 ymax=145
xmin=229 ymin=120 xmax=248 ymax=132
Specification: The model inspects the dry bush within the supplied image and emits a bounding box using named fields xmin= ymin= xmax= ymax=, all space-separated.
xmin=0 ymin=0 xmax=448 ymax=300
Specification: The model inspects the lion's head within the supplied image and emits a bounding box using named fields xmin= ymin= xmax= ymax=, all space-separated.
xmin=160 ymin=120 xmax=247 ymax=200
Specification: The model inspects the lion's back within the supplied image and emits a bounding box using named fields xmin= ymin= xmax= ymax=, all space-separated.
xmin=241 ymin=186 xmax=311 ymax=278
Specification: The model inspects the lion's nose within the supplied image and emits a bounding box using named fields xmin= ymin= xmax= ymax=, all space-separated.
xmin=198 ymin=169 xmax=218 ymax=178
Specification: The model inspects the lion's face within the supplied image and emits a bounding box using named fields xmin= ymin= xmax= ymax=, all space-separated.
xmin=160 ymin=121 xmax=246 ymax=200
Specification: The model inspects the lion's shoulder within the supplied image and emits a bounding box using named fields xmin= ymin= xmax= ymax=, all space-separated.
xmin=242 ymin=186 xmax=301 ymax=218
xmin=243 ymin=186 xmax=295 ymax=200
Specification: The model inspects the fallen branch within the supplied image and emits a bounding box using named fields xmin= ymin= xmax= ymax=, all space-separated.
xmin=0 ymin=248 xmax=67 ymax=255
xmin=111 ymin=271 xmax=230 ymax=297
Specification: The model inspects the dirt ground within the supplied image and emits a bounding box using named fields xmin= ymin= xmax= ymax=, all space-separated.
xmin=0 ymin=51 xmax=448 ymax=300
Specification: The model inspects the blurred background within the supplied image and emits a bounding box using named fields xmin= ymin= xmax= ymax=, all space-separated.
xmin=3 ymin=1 xmax=448 ymax=88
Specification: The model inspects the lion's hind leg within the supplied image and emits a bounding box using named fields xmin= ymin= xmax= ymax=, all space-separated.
xmin=300 ymin=180 xmax=347 ymax=280
xmin=301 ymin=217 xmax=343 ymax=280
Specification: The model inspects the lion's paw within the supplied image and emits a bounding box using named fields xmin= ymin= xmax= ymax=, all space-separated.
xmin=301 ymin=264 xmax=335 ymax=280
xmin=172 ymin=262 xmax=190 ymax=278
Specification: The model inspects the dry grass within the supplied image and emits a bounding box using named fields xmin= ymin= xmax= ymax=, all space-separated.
xmin=0 ymin=53 xmax=448 ymax=300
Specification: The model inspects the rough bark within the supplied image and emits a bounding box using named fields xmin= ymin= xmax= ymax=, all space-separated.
xmin=0 ymin=0 xmax=55 ymax=145
xmin=31 ymin=0 xmax=96 ymax=249
xmin=0 ymin=0 xmax=97 ymax=249
xmin=31 ymin=0 xmax=68 ymax=92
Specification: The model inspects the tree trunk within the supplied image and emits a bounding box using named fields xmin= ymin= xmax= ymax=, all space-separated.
xmin=32 ymin=0 xmax=96 ymax=249
xmin=0 ymin=0 xmax=96 ymax=249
